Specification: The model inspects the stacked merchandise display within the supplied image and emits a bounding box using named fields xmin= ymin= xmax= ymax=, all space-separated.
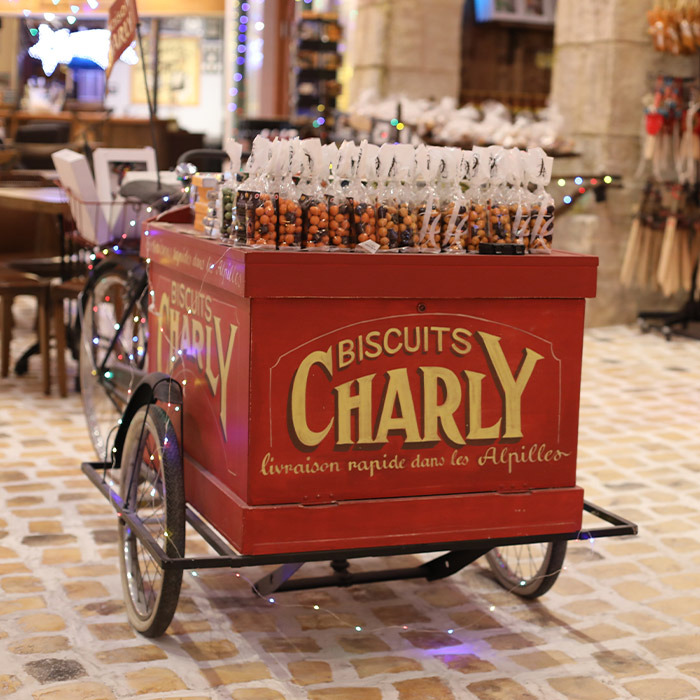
xmin=216 ymin=136 xmax=555 ymax=255
xmin=647 ymin=1 xmax=700 ymax=55
xmin=621 ymin=76 xmax=700 ymax=337
xmin=621 ymin=77 xmax=700 ymax=296
xmin=295 ymin=12 xmax=341 ymax=129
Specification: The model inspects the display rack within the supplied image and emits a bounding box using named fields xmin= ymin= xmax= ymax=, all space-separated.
xmin=294 ymin=12 xmax=341 ymax=129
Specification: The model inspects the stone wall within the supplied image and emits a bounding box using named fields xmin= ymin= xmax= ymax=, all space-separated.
xmin=551 ymin=0 xmax=698 ymax=325
xmin=350 ymin=0 xmax=463 ymax=105
xmin=349 ymin=0 xmax=700 ymax=326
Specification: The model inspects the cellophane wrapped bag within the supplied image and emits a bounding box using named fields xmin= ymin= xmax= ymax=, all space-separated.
xmin=441 ymin=149 xmax=471 ymax=253
xmin=235 ymin=135 xmax=271 ymax=247
xmin=326 ymin=142 xmax=356 ymax=250
xmin=527 ymin=147 xmax=555 ymax=254
xmin=298 ymin=138 xmax=331 ymax=250
xmin=375 ymin=144 xmax=418 ymax=251
xmin=277 ymin=140 xmax=304 ymax=250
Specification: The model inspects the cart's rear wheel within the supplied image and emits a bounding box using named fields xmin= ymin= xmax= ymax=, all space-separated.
xmin=80 ymin=265 xmax=148 ymax=459
xmin=118 ymin=405 xmax=184 ymax=637
xmin=485 ymin=541 xmax=567 ymax=598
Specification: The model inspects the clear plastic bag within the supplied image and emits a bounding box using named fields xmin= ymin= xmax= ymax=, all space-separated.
xmin=375 ymin=144 xmax=418 ymax=251
xmin=504 ymin=148 xmax=530 ymax=252
xmin=485 ymin=146 xmax=513 ymax=245
xmin=235 ymin=135 xmax=270 ymax=247
xmin=415 ymin=146 xmax=443 ymax=253
xmin=220 ymin=140 xmax=242 ymax=240
xmin=298 ymin=139 xmax=331 ymax=250
xmin=351 ymin=141 xmax=379 ymax=249
xmin=277 ymin=140 xmax=303 ymax=249
xmin=246 ymin=138 xmax=286 ymax=249
xmin=466 ymin=146 xmax=490 ymax=252
xmin=527 ymin=147 xmax=555 ymax=254
xmin=325 ymin=142 xmax=355 ymax=250
xmin=441 ymin=149 xmax=471 ymax=253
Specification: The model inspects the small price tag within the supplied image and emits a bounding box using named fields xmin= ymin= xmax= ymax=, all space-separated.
xmin=357 ymin=239 xmax=380 ymax=254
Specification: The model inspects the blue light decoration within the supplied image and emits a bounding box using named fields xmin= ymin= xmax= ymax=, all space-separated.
xmin=563 ymin=195 xmax=572 ymax=204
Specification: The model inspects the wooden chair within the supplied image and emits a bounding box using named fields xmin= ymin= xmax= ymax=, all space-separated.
xmin=50 ymin=277 xmax=85 ymax=397
xmin=0 ymin=269 xmax=50 ymax=394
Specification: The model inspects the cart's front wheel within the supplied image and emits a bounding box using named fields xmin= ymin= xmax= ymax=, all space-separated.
xmin=485 ymin=541 xmax=567 ymax=598
xmin=118 ymin=405 xmax=184 ymax=636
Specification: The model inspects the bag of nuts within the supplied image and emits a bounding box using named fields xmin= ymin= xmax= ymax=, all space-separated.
xmin=415 ymin=145 xmax=442 ymax=253
xmin=326 ymin=142 xmax=356 ymax=250
xmin=466 ymin=147 xmax=490 ymax=252
xmin=276 ymin=139 xmax=304 ymax=250
xmin=509 ymin=149 xmax=532 ymax=250
xmin=246 ymin=138 xmax=288 ymax=249
xmin=351 ymin=140 xmax=379 ymax=250
xmin=297 ymin=138 xmax=331 ymax=250
xmin=527 ymin=147 xmax=555 ymax=254
xmin=219 ymin=139 xmax=242 ymax=240
xmin=441 ymin=150 xmax=472 ymax=253
xmin=484 ymin=145 xmax=513 ymax=246
xmin=375 ymin=144 xmax=418 ymax=251
xmin=234 ymin=135 xmax=271 ymax=247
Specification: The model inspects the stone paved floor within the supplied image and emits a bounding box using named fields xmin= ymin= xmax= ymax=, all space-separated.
xmin=3 ymin=301 xmax=700 ymax=699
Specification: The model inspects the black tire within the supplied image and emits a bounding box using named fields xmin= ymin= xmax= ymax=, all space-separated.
xmin=80 ymin=261 xmax=148 ymax=459
xmin=485 ymin=541 xmax=567 ymax=598
xmin=118 ymin=405 xmax=184 ymax=637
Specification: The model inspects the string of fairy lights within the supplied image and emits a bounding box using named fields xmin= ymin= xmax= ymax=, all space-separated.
xmin=19 ymin=0 xmax=100 ymax=28
xmin=556 ymin=174 xmax=619 ymax=205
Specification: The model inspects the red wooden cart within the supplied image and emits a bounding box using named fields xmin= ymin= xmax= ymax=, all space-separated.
xmin=81 ymin=214 xmax=636 ymax=637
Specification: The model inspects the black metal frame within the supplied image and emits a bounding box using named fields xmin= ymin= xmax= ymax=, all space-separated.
xmin=82 ymin=461 xmax=637 ymax=596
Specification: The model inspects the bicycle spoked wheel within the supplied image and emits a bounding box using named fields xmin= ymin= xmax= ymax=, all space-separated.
xmin=118 ymin=405 xmax=184 ymax=637
xmin=80 ymin=266 xmax=148 ymax=460
xmin=485 ymin=541 xmax=567 ymax=598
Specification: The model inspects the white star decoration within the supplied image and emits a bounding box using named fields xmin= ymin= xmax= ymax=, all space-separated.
xmin=28 ymin=24 xmax=138 ymax=76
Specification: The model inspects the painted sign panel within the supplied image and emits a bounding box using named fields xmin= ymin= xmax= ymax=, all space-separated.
xmin=246 ymin=299 xmax=583 ymax=505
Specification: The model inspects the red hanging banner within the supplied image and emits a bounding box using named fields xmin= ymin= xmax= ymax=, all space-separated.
xmin=106 ymin=0 xmax=139 ymax=81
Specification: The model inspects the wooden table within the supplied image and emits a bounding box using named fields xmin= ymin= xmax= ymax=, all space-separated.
xmin=0 ymin=187 xmax=72 ymax=384
xmin=0 ymin=186 xmax=69 ymax=216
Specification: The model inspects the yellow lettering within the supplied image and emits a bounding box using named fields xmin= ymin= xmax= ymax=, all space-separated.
xmin=192 ymin=319 xmax=205 ymax=372
xmin=205 ymin=325 xmax=219 ymax=394
xmin=374 ymin=368 xmax=422 ymax=443
xmin=157 ymin=292 xmax=169 ymax=373
xmin=168 ymin=307 xmax=180 ymax=371
xmin=450 ymin=328 xmax=472 ymax=355
xmin=476 ymin=332 xmax=543 ymax=439
xmin=338 ymin=339 xmax=354 ymax=369
xmin=463 ymin=370 xmax=501 ymax=441
xmin=430 ymin=326 xmax=450 ymax=353
xmin=420 ymin=367 xmax=465 ymax=446
xmin=383 ymin=328 xmax=402 ymax=355
xmin=214 ymin=317 xmax=237 ymax=440
xmin=364 ymin=331 xmax=382 ymax=359
xmin=180 ymin=315 xmax=191 ymax=353
xmin=334 ymin=374 xmax=375 ymax=446
xmin=290 ymin=348 xmax=334 ymax=447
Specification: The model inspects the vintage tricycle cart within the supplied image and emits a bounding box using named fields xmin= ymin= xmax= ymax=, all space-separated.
xmin=80 ymin=215 xmax=636 ymax=637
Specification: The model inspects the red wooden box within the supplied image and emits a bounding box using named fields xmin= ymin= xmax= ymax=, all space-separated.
xmin=142 ymin=222 xmax=597 ymax=555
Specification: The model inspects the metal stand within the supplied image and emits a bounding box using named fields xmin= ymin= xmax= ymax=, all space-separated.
xmin=638 ymin=261 xmax=700 ymax=340
xmin=81 ymin=461 xmax=638 ymax=593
